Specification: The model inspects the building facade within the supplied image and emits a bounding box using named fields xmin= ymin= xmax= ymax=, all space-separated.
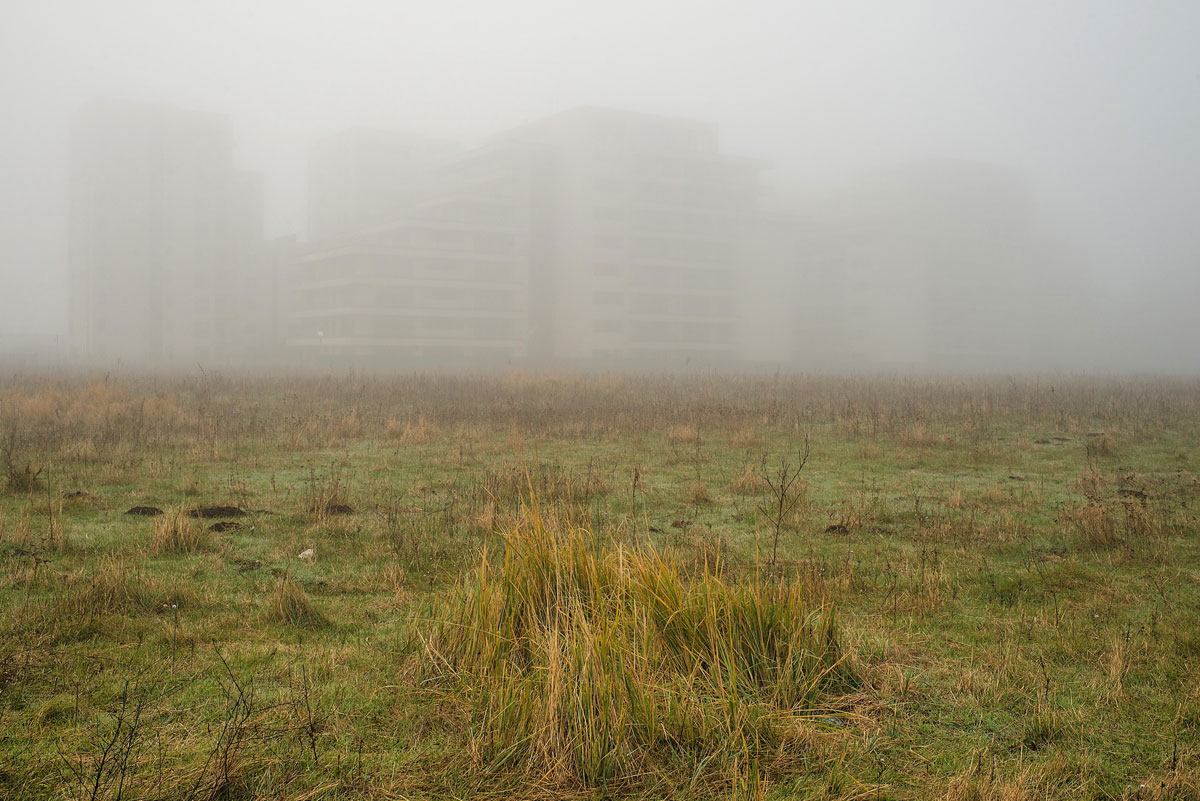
xmin=289 ymin=107 xmax=769 ymax=368
xmin=68 ymin=100 xmax=269 ymax=366
xmin=286 ymin=139 xmax=542 ymax=367
xmin=307 ymin=130 xmax=461 ymax=241
xmin=793 ymin=160 xmax=1046 ymax=371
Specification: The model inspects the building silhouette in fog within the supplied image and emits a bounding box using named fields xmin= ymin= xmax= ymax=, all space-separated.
xmin=68 ymin=100 xmax=269 ymax=366
xmin=497 ymin=108 xmax=761 ymax=365
xmin=288 ymin=133 xmax=538 ymax=366
xmin=289 ymin=107 xmax=768 ymax=368
xmin=307 ymin=130 xmax=462 ymax=241
xmin=794 ymin=161 xmax=1063 ymax=371
xmin=66 ymin=100 xmax=1081 ymax=372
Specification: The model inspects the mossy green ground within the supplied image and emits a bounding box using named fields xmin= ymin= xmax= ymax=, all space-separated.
xmin=1 ymin=374 xmax=1198 ymax=799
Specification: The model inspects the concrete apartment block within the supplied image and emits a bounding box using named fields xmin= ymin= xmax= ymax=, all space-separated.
xmin=287 ymin=139 xmax=540 ymax=367
xmin=795 ymin=161 xmax=1045 ymax=371
xmin=500 ymin=107 xmax=763 ymax=366
xmin=290 ymin=107 xmax=769 ymax=368
xmin=68 ymin=100 xmax=268 ymax=367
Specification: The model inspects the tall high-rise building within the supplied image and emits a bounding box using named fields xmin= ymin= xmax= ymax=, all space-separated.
xmin=289 ymin=107 xmax=768 ymax=368
xmin=501 ymin=107 xmax=762 ymax=365
xmin=308 ymin=130 xmax=461 ymax=241
xmin=288 ymin=137 xmax=539 ymax=367
xmin=68 ymin=100 xmax=268 ymax=366
xmin=795 ymin=160 xmax=1045 ymax=371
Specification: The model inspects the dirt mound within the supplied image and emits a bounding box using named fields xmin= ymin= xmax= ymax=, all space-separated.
xmin=209 ymin=521 xmax=245 ymax=532
xmin=125 ymin=506 xmax=164 ymax=516
xmin=188 ymin=505 xmax=247 ymax=519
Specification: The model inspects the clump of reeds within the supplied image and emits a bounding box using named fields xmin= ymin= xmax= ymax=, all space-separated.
xmin=268 ymin=574 xmax=327 ymax=628
xmin=416 ymin=500 xmax=856 ymax=791
xmin=151 ymin=505 xmax=209 ymax=554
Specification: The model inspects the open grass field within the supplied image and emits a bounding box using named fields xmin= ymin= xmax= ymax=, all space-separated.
xmin=1 ymin=372 xmax=1198 ymax=800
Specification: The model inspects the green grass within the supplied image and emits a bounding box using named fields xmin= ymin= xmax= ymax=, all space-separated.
xmin=0 ymin=372 xmax=1198 ymax=799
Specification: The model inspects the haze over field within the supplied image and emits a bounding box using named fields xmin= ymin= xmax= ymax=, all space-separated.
xmin=1 ymin=1 xmax=1197 ymax=372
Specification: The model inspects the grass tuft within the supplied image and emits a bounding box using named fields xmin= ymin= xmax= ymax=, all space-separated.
xmin=268 ymin=573 xmax=328 ymax=628
xmin=61 ymin=558 xmax=158 ymax=617
xmin=417 ymin=500 xmax=857 ymax=791
xmin=731 ymin=464 xmax=764 ymax=495
xmin=151 ymin=505 xmax=209 ymax=554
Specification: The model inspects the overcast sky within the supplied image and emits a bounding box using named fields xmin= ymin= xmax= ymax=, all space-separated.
xmin=2 ymin=0 xmax=1198 ymax=346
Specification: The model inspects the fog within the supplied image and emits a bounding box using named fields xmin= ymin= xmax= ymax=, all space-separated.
xmin=2 ymin=0 xmax=1197 ymax=372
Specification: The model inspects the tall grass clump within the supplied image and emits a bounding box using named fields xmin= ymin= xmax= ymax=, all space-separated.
xmin=151 ymin=505 xmax=209 ymax=554
xmin=268 ymin=574 xmax=327 ymax=628
xmin=416 ymin=501 xmax=858 ymax=792
xmin=304 ymin=468 xmax=352 ymax=524
xmin=61 ymin=558 xmax=158 ymax=617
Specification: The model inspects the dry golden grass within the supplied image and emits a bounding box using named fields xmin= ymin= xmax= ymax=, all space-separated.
xmin=150 ymin=505 xmax=208 ymax=554
xmin=417 ymin=502 xmax=858 ymax=793
xmin=267 ymin=573 xmax=327 ymax=628
xmin=730 ymin=464 xmax=764 ymax=495
xmin=332 ymin=407 xmax=367 ymax=439
xmin=386 ymin=414 xmax=439 ymax=444
xmin=666 ymin=424 xmax=701 ymax=446
xmin=686 ymin=479 xmax=712 ymax=505
xmin=58 ymin=558 xmax=188 ymax=617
